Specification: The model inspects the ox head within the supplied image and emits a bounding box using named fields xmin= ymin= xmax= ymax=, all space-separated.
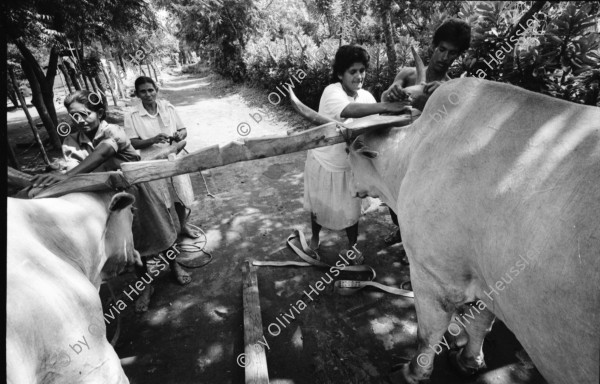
xmin=347 ymin=137 xmax=383 ymax=199
xmin=101 ymin=191 xmax=141 ymax=280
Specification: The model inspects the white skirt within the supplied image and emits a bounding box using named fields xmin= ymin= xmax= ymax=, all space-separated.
xmin=141 ymin=149 xmax=195 ymax=208
xmin=303 ymin=150 xmax=361 ymax=230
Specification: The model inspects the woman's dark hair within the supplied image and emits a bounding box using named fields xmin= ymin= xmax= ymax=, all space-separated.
xmin=331 ymin=45 xmax=370 ymax=83
xmin=134 ymin=76 xmax=158 ymax=94
xmin=63 ymin=90 xmax=106 ymax=120
xmin=432 ymin=18 xmax=471 ymax=53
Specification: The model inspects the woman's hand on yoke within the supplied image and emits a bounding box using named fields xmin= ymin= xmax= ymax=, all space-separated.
xmin=31 ymin=173 xmax=69 ymax=188
xmin=381 ymin=101 xmax=412 ymax=115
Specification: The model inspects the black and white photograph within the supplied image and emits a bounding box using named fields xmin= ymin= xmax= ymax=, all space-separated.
xmin=3 ymin=1 xmax=600 ymax=383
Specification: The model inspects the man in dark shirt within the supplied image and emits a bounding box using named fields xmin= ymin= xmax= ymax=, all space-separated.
xmin=381 ymin=19 xmax=471 ymax=253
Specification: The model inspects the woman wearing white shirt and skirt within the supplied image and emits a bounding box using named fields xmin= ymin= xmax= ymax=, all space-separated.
xmin=124 ymin=76 xmax=198 ymax=285
xmin=304 ymin=45 xmax=408 ymax=261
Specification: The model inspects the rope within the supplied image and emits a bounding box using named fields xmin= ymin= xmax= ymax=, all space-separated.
xmin=182 ymin=147 xmax=215 ymax=198
xmin=174 ymin=224 xmax=213 ymax=269
xmin=253 ymin=230 xmax=414 ymax=298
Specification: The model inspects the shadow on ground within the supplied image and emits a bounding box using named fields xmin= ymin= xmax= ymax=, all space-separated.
xmin=104 ymin=154 xmax=545 ymax=384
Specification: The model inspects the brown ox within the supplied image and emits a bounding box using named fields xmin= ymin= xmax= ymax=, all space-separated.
xmin=7 ymin=192 xmax=140 ymax=384
xmin=346 ymin=77 xmax=600 ymax=383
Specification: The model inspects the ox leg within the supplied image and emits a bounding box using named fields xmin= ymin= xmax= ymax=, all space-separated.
xmin=393 ymin=280 xmax=454 ymax=384
xmin=449 ymin=306 xmax=495 ymax=376
xmin=135 ymin=258 xmax=154 ymax=313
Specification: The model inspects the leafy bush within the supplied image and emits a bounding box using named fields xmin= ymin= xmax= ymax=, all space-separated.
xmin=243 ymin=34 xmax=335 ymax=109
xmin=460 ymin=1 xmax=600 ymax=106
xmin=202 ymin=0 xmax=599 ymax=107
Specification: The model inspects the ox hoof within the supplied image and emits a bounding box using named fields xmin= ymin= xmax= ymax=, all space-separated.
xmin=449 ymin=349 xmax=486 ymax=377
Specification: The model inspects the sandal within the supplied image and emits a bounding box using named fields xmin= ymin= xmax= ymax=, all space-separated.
xmin=342 ymin=245 xmax=364 ymax=265
xmin=181 ymin=223 xmax=203 ymax=239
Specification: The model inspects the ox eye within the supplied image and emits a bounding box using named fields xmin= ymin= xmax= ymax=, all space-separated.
xmin=345 ymin=147 xmax=349 ymax=154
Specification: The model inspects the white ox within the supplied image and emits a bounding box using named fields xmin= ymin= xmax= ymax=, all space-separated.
xmin=347 ymin=77 xmax=600 ymax=383
xmin=7 ymin=192 xmax=140 ymax=384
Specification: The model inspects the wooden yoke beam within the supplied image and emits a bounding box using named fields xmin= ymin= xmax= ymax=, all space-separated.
xmin=120 ymin=115 xmax=410 ymax=184
xmin=31 ymin=141 xmax=187 ymax=198
xmin=31 ymin=88 xmax=412 ymax=198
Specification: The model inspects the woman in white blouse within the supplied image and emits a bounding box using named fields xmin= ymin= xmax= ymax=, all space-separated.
xmin=124 ymin=77 xmax=198 ymax=285
xmin=304 ymin=45 xmax=409 ymax=261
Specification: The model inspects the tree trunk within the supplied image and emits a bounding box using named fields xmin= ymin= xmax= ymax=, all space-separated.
xmin=108 ymin=60 xmax=125 ymax=98
xmin=150 ymin=61 xmax=159 ymax=82
xmin=381 ymin=1 xmax=397 ymax=81
xmin=90 ymin=75 xmax=99 ymax=93
xmin=82 ymin=74 xmax=92 ymax=91
xmin=64 ymin=61 xmax=81 ymax=90
xmin=14 ymin=40 xmax=59 ymax=125
xmin=93 ymin=75 xmax=109 ymax=107
xmin=100 ymin=63 xmax=118 ymax=106
xmin=40 ymin=46 xmax=59 ymax=125
xmin=118 ymin=54 xmax=127 ymax=77
xmin=7 ymin=83 xmax=20 ymax=108
xmin=9 ymin=66 xmax=51 ymax=164
xmin=7 ymin=139 xmax=20 ymax=169
xmin=58 ymin=63 xmax=74 ymax=93
xmin=20 ymin=58 xmax=61 ymax=149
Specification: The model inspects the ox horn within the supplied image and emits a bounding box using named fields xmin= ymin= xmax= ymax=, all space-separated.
xmin=286 ymin=84 xmax=336 ymax=126
xmin=412 ymin=46 xmax=426 ymax=84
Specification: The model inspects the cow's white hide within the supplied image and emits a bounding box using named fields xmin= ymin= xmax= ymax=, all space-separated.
xmin=348 ymin=77 xmax=600 ymax=384
xmin=7 ymin=192 xmax=138 ymax=384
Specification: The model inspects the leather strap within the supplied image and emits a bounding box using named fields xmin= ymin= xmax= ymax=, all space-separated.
xmin=252 ymin=230 xmax=414 ymax=298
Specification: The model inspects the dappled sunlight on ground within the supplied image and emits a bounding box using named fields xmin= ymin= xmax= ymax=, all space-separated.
xmin=71 ymin=72 xmax=546 ymax=384
xmin=196 ymin=342 xmax=226 ymax=373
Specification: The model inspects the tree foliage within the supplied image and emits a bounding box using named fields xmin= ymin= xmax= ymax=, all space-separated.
xmin=461 ymin=1 xmax=599 ymax=105
xmin=171 ymin=0 xmax=598 ymax=107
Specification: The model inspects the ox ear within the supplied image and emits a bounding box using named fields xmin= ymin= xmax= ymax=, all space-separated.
xmin=109 ymin=192 xmax=136 ymax=212
xmin=350 ymin=138 xmax=379 ymax=159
